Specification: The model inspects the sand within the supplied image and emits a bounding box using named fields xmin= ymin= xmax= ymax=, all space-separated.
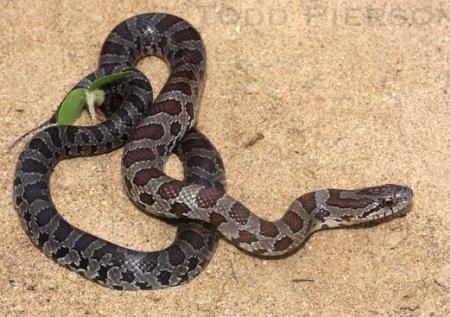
xmin=1 ymin=1 xmax=449 ymax=316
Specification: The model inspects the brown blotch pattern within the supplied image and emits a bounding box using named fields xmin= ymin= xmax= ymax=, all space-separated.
xmin=133 ymin=168 xmax=164 ymax=186
xmin=139 ymin=193 xmax=155 ymax=205
xmin=274 ymin=237 xmax=294 ymax=251
xmin=186 ymin=156 xmax=216 ymax=173
xmin=298 ymin=192 xmax=317 ymax=213
xmin=155 ymin=14 xmax=181 ymax=33
xmin=281 ymin=210 xmax=304 ymax=233
xmin=132 ymin=124 xmax=165 ymax=140
xmin=171 ymin=202 xmax=190 ymax=216
xmin=228 ymin=202 xmax=250 ymax=225
xmin=175 ymin=49 xmax=204 ymax=65
xmin=237 ymin=230 xmax=257 ymax=244
xmin=172 ymin=28 xmax=200 ymax=42
xmin=180 ymin=137 xmax=211 ymax=153
xmin=259 ymin=220 xmax=279 ymax=238
xmin=209 ymin=212 xmax=226 ymax=226
xmin=157 ymin=180 xmax=185 ymax=199
xmin=123 ymin=148 xmax=155 ymax=167
xmin=148 ymin=99 xmax=182 ymax=116
xmin=327 ymin=189 xmax=371 ymax=209
xmin=196 ymin=187 xmax=222 ymax=208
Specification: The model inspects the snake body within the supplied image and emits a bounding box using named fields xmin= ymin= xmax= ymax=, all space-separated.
xmin=14 ymin=13 xmax=413 ymax=290
xmin=13 ymin=15 xmax=225 ymax=290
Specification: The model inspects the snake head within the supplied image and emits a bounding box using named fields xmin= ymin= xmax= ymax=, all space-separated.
xmin=313 ymin=184 xmax=413 ymax=230
xmin=355 ymin=184 xmax=413 ymax=218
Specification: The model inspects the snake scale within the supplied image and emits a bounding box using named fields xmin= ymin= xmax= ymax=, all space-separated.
xmin=14 ymin=13 xmax=414 ymax=290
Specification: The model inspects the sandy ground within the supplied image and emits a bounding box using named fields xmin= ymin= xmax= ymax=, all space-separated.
xmin=1 ymin=1 xmax=449 ymax=316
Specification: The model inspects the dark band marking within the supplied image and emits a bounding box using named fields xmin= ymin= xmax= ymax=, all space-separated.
xmin=132 ymin=124 xmax=165 ymax=140
xmin=133 ymin=168 xmax=164 ymax=186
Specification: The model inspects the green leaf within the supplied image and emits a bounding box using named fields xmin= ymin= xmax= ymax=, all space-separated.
xmin=88 ymin=70 xmax=134 ymax=92
xmin=57 ymin=88 xmax=87 ymax=125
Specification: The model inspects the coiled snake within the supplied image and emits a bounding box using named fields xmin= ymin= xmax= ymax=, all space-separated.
xmin=14 ymin=13 xmax=413 ymax=290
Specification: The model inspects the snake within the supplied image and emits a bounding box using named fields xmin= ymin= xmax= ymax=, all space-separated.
xmin=14 ymin=13 xmax=414 ymax=290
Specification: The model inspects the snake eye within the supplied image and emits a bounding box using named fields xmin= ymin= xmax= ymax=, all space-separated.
xmin=381 ymin=198 xmax=394 ymax=208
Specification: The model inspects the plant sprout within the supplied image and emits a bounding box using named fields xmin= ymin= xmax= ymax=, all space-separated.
xmin=56 ymin=70 xmax=133 ymax=125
